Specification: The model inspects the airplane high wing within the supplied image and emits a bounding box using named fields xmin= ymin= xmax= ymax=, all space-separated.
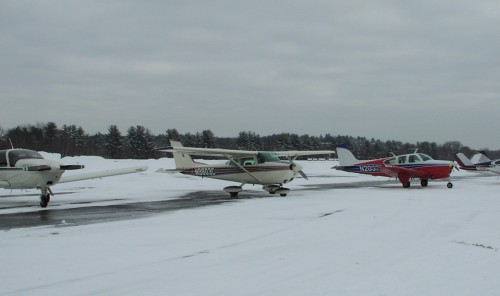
xmin=335 ymin=144 xmax=454 ymax=188
xmin=0 ymin=149 xmax=147 ymax=207
xmin=162 ymin=140 xmax=334 ymax=197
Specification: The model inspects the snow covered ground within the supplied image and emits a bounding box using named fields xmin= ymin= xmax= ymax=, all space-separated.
xmin=1 ymin=155 xmax=500 ymax=296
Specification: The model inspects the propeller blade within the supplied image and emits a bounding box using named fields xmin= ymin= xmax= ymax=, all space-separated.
xmin=299 ymin=170 xmax=308 ymax=180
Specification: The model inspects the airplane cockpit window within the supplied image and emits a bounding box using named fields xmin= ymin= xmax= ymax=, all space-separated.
xmin=418 ymin=153 xmax=432 ymax=161
xmin=7 ymin=149 xmax=44 ymax=166
xmin=0 ymin=150 xmax=7 ymax=167
xmin=241 ymin=158 xmax=255 ymax=166
xmin=408 ymin=154 xmax=422 ymax=163
xmin=257 ymin=152 xmax=280 ymax=164
xmin=397 ymin=156 xmax=407 ymax=164
xmin=384 ymin=157 xmax=397 ymax=165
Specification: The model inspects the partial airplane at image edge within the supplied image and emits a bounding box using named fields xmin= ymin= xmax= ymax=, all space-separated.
xmin=335 ymin=144 xmax=455 ymax=188
xmin=161 ymin=140 xmax=335 ymax=197
xmin=454 ymin=152 xmax=500 ymax=176
xmin=0 ymin=149 xmax=147 ymax=207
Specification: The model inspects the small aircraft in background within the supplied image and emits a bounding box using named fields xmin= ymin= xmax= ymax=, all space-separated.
xmin=0 ymin=149 xmax=147 ymax=207
xmin=335 ymin=144 xmax=454 ymax=188
xmin=454 ymin=152 xmax=500 ymax=176
xmin=162 ymin=141 xmax=334 ymax=197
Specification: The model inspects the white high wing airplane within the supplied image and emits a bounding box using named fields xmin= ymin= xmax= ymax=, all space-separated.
xmin=0 ymin=149 xmax=147 ymax=207
xmin=164 ymin=141 xmax=334 ymax=197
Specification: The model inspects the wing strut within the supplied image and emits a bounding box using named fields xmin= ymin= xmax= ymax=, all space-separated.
xmin=225 ymin=154 xmax=263 ymax=184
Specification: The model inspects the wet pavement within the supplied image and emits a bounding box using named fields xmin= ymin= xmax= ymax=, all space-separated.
xmin=0 ymin=177 xmax=466 ymax=230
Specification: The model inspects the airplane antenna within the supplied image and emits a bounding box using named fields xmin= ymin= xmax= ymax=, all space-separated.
xmin=8 ymin=138 xmax=14 ymax=149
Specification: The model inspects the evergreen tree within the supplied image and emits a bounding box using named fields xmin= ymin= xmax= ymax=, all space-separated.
xmin=126 ymin=125 xmax=155 ymax=159
xmin=105 ymin=125 xmax=124 ymax=159
xmin=201 ymin=130 xmax=216 ymax=148
xmin=44 ymin=122 xmax=58 ymax=152
xmin=166 ymin=129 xmax=181 ymax=141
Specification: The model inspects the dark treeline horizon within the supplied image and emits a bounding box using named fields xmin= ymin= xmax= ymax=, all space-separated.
xmin=1 ymin=122 xmax=499 ymax=160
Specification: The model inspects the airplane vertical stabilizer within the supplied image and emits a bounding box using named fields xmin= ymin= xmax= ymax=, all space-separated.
xmin=471 ymin=153 xmax=491 ymax=164
xmin=336 ymin=144 xmax=361 ymax=166
xmin=454 ymin=153 xmax=475 ymax=168
xmin=169 ymin=140 xmax=205 ymax=169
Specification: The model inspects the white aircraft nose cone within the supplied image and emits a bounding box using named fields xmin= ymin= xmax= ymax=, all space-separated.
xmin=291 ymin=162 xmax=303 ymax=172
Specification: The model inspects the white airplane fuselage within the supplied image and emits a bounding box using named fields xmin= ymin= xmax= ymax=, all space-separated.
xmin=1 ymin=158 xmax=65 ymax=189
xmin=179 ymin=161 xmax=300 ymax=185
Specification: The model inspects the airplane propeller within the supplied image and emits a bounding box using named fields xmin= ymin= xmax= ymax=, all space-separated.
xmin=287 ymin=158 xmax=308 ymax=179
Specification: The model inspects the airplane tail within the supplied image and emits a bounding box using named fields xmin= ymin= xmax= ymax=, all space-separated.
xmin=454 ymin=153 xmax=476 ymax=170
xmin=336 ymin=144 xmax=361 ymax=166
xmin=169 ymin=140 xmax=204 ymax=169
xmin=471 ymin=152 xmax=491 ymax=165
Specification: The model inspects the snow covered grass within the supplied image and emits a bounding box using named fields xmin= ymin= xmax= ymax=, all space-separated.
xmin=1 ymin=156 xmax=500 ymax=295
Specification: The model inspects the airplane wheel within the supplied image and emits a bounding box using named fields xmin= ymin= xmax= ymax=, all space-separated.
xmin=447 ymin=182 xmax=453 ymax=189
xmin=275 ymin=187 xmax=290 ymax=197
xmin=40 ymin=194 xmax=50 ymax=208
xmin=420 ymin=179 xmax=428 ymax=187
xmin=403 ymin=181 xmax=411 ymax=188
xmin=230 ymin=192 xmax=239 ymax=198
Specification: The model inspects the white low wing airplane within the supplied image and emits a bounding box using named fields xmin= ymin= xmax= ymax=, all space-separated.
xmin=0 ymin=149 xmax=147 ymax=207
xmin=163 ymin=141 xmax=334 ymax=197
xmin=454 ymin=152 xmax=500 ymax=176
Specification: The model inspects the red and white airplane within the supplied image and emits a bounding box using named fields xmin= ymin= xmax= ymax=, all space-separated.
xmin=163 ymin=141 xmax=334 ymax=197
xmin=335 ymin=144 xmax=454 ymax=188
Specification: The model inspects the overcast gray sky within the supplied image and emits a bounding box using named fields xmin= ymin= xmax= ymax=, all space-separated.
xmin=1 ymin=0 xmax=499 ymax=148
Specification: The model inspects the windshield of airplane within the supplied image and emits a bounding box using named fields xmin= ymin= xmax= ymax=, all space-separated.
xmin=384 ymin=157 xmax=397 ymax=165
xmin=418 ymin=153 xmax=433 ymax=161
xmin=7 ymin=149 xmax=44 ymax=166
xmin=257 ymin=152 xmax=281 ymax=163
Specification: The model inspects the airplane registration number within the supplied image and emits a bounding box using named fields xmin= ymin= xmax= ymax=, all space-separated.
xmin=359 ymin=165 xmax=380 ymax=172
xmin=194 ymin=167 xmax=216 ymax=176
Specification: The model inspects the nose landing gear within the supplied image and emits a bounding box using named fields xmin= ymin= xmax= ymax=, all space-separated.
xmin=39 ymin=187 xmax=53 ymax=208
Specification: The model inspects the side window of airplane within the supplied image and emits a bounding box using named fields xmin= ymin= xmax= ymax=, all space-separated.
xmin=408 ymin=154 xmax=422 ymax=163
xmin=0 ymin=151 xmax=7 ymax=167
xmin=240 ymin=157 xmax=255 ymax=166
xmin=397 ymin=156 xmax=407 ymax=164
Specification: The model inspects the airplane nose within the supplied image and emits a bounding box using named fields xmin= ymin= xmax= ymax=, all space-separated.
xmin=290 ymin=162 xmax=303 ymax=172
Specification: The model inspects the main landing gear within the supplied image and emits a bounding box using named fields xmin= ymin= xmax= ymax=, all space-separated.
xmin=223 ymin=185 xmax=291 ymax=197
xmin=401 ymin=179 xmax=453 ymax=189
xmin=39 ymin=187 xmax=53 ymax=208
xmin=263 ymin=185 xmax=290 ymax=197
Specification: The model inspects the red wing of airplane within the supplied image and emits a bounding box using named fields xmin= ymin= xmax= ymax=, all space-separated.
xmin=379 ymin=165 xmax=426 ymax=178
xmin=379 ymin=165 xmax=426 ymax=187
